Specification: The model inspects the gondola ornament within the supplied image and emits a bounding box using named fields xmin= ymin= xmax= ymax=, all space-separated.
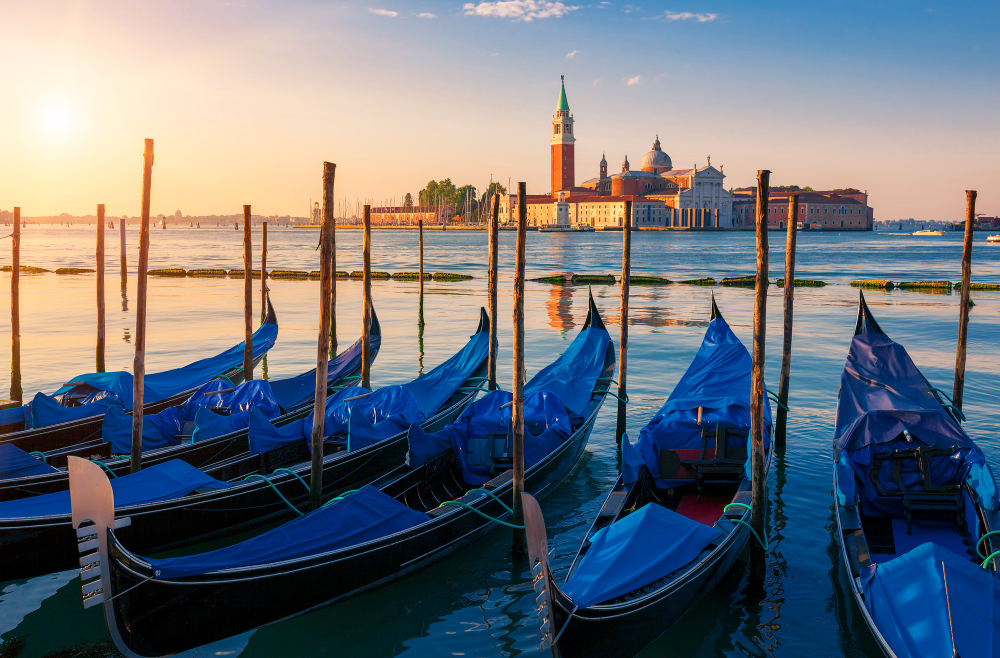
xmin=523 ymin=492 xmax=559 ymax=656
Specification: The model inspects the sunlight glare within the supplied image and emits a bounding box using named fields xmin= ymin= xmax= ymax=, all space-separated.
xmin=40 ymin=102 xmax=74 ymax=139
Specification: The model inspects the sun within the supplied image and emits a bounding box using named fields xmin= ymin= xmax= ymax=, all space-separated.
xmin=40 ymin=102 xmax=74 ymax=138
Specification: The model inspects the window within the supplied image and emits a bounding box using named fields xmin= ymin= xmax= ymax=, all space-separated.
xmin=554 ymin=125 xmax=560 ymax=134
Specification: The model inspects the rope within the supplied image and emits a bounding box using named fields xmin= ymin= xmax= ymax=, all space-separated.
xmin=604 ymin=391 xmax=629 ymax=404
xmin=29 ymin=451 xmax=46 ymax=462
xmin=215 ymin=374 xmax=237 ymax=386
xmin=723 ymin=502 xmax=768 ymax=550
xmin=321 ymin=489 xmax=360 ymax=508
xmin=941 ymin=403 xmax=966 ymax=422
xmin=271 ymin=467 xmax=310 ymax=492
xmin=976 ymin=531 xmax=1000 ymax=562
xmin=982 ymin=550 xmax=1000 ymax=570
xmin=438 ymin=500 xmax=524 ymax=529
xmin=766 ymin=389 xmax=789 ymax=412
xmin=91 ymin=460 xmax=119 ymax=478
xmin=244 ymin=474 xmax=304 ymax=516
xmin=466 ymin=487 xmax=515 ymax=515
xmin=597 ymin=377 xmax=620 ymax=386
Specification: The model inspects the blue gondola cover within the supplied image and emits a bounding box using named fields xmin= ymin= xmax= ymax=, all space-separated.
xmin=145 ymin=485 xmax=430 ymax=578
xmin=561 ymin=503 xmax=724 ymax=608
xmin=521 ymin=325 xmax=610 ymax=416
xmin=268 ymin=332 xmax=377 ymax=411
xmin=0 ymin=444 xmax=59 ymax=479
xmin=401 ymin=329 xmax=490 ymax=417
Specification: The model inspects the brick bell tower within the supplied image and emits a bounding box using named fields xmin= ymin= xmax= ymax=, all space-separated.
xmin=550 ymin=75 xmax=575 ymax=196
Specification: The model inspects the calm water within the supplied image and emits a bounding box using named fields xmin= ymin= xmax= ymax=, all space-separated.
xmin=0 ymin=226 xmax=998 ymax=657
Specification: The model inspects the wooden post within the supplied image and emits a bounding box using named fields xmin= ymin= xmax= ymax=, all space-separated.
xmin=361 ymin=205 xmax=372 ymax=389
xmin=776 ymin=194 xmax=798 ymax=449
xmin=9 ymin=208 xmax=21 ymax=402
xmin=418 ymin=217 xmax=425 ymax=327
xmin=750 ymin=169 xmax=770 ymax=583
xmin=487 ymin=193 xmax=500 ymax=389
xmin=260 ymin=221 xmax=268 ymax=323
xmin=615 ymin=198 xmax=632 ymax=447
xmin=512 ymin=182 xmax=527 ymax=554
xmin=96 ymin=204 xmax=106 ymax=373
xmin=242 ymin=205 xmax=253 ymax=381
xmin=310 ymin=162 xmax=336 ymax=510
xmin=131 ymin=139 xmax=154 ymax=473
xmin=119 ymin=212 xmax=127 ymax=292
xmin=953 ymin=190 xmax=976 ymax=411
xmin=329 ymin=194 xmax=338 ymax=357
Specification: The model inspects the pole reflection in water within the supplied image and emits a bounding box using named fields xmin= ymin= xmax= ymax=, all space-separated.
xmin=417 ymin=319 xmax=424 ymax=376
xmin=121 ymin=289 xmax=128 ymax=312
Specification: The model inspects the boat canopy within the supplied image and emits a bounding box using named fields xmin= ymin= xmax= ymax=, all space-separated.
xmin=561 ymin=502 xmax=723 ymax=608
xmin=401 ymin=327 xmax=491 ymax=417
xmin=637 ymin=315 xmax=771 ymax=488
xmin=861 ymin=541 xmax=1000 ymax=658
xmin=145 ymin=485 xmax=429 ymax=579
xmin=0 ymin=459 xmax=229 ymax=520
xmin=0 ymin=444 xmax=59 ymax=480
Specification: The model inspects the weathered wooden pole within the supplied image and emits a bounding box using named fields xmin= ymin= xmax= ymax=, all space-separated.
xmin=953 ymin=190 xmax=976 ymax=411
xmin=260 ymin=221 xmax=268 ymax=323
xmin=615 ymin=198 xmax=632 ymax=447
xmin=130 ymin=139 xmax=154 ymax=474
xmin=776 ymin=193 xmax=798 ymax=449
xmin=242 ymin=205 xmax=253 ymax=381
xmin=487 ymin=193 xmax=500 ymax=389
xmin=750 ymin=169 xmax=770 ymax=583
xmin=119 ymin=212 xmax=127 ymax=292
xmin=96 ymin=204 xmax=106 ymax=373
xmin=9 ymin=208 xmax=21 ymax=402
xmin=418 ymin=217 xmax=425 ymax=327
xmin=361 ymin=205 xmax=372 ymax=389
xmin=310 ymin=162 xmax=336 ymax=510
xmin=512 ymin=182 xmax=527 ymax=554
xmin=329 ymin=191 xmax=338 ymax=356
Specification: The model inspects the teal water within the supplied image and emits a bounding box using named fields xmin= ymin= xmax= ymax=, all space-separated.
xmin=0 ymin=227 xmax=997 ymax=657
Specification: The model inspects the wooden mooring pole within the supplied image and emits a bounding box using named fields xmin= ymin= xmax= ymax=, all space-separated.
xmin=310 ymin=162 xmax=336 ymax=510
xmin=953 ymin=190 xmax=976 ymax=411
xmin=119 ymin=211 xmax=127 ymax=292
xmin=261 ymin=221 xmax=268 ymax=323
xmin=750 ymin=169 xmax=770 ymax=584
xmin=418 ymin=217 xmax=425 ymax=328
xmin=615 ymin=199 xmax=632 ymax=448
xmin=242 ymin=205 xmax=253 ymax=381
xmin=511 ymin=182 xmax=527 ymax=555
xmin=361 ymin=205 xmax=372 ymax=389
xmin=96 ymin=204 xmax=106 ymax=373
xmin=487 ymin=193 xmax=499 ymax=389
xmin=776 ymin=193 xmax=798 ymax=449
xmin=130 ymin=139 xmax=154 ymax=474
xmin=9 ymin=207 xmax=21 ymax=402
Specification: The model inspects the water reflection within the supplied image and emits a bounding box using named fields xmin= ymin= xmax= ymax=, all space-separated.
xmin=545 ymin=284 xmax=575 ymax=333
xmin=122 ymin=328 xmax=130 ymax=343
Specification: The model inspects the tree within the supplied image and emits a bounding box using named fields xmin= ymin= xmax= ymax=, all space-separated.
xmin=478 ymin=182 xmax=507 ymax=211
xmin=403 ymin=192 xmax=413 ymax=207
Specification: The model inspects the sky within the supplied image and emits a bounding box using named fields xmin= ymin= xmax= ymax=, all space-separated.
xmin=0 ymin=0 xmax=997 ymax=220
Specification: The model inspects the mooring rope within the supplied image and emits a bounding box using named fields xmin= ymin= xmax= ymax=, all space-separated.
xmin=723 ymin=502 xmax=768 ymax=550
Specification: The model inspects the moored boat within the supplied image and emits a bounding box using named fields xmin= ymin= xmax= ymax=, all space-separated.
xmin=912 ymin=230 xmax=945 ymax=236
xmin=987 ymin=234 xmax=1000 ymax=243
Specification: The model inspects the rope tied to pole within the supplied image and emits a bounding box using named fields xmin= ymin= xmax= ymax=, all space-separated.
xmin=723 ymin=502 xmax=769 ymax=551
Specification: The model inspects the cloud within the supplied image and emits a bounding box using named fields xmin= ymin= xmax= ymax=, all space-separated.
xmin=592 ymin=78 xmax=600 ymax=86
xmin=463 ymin=1 xmax=580 ymax=21
xmin=625 ymin=75 xmax=642 ymax=86
xmin=661 ymin=10 xmax=717 ymax=22
xmin=623 ymin=3 xmax=640 ymax=13
xmin=566 ymin=49 xmax=579 ymax=59
xmin=417 ymin=12 xmax=437 ymax=17
xmin=368 ymin=8 xmax=399 ymax=17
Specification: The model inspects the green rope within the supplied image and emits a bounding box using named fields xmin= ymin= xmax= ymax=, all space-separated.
xmin=438 ymin=500 xmax=524 ymax=529
xmin=244 ymin=474 xmax=304 ymax=516
xmin=723 ymin=502 xmax=768 ymax=550
xmin=215 ymin=374 xmax=237 ymax=386
xmin=322 ymin=489 xmax=360 ymax=507
xmin=28 ymin=451 xmax=46 ymax=462
xmin=766 ymin=390 xmax=789 ymax=412
xmin=604 ymin=391 xmax=629 ymax=404
xmin=941 ymin=403 xmax=967 ymax=422
xmin=982 ymin=550 xmax=1000 ymax=570
xmin=465 ymin=377 xmax=489 ymax=382
xmin=90 ymin=459 xmax=118 ymax=478
xmin=929 ymin=387 xmax=956 ymax=406
xmin=271 ymin=467 xmax=310 ymax=492
xmin=466 ymin=487 xmax=515 ymax=515
xmin=976 ymin=531 xmax=1000 ymax=561
xmin=597 ymin=377 xmax=620 ymax=386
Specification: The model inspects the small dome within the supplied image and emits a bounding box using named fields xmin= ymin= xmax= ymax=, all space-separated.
xmin=640 ymin=135 xmax=672 ymax=173
xmin=622 ymin=154 xmax=630 ymax=171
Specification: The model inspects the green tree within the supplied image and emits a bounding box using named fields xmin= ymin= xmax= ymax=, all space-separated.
xmin=478 ymin=182 xmax=508 ymax=211
xmin=403 ymin=192 xmax=413 ymax=207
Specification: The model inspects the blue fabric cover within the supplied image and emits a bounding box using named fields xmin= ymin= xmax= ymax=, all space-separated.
xmin=101 ymin=379 xmax=282 ymax=454
xmin=248 ymin=386 xmax=422 ymax=455
xmin=0 ymin=444 xmax=59 ymax=479
xmin=834 ymin=330 xmax=997 ymax=513
xmin=562 ymin=503 xmax=724 ymax=608
xmin=401 ymin=329 xmax=490 ymax=417
xmin=145 ymin=485 xmax=429 ymax=578
xmin=268 ymin=332 xmax=379 ymax=411
xmin=522 ymin=325 xmax=610 ymax=416
xmin=861 ymin=542 xmax=1000 ymax=658
xmin=26 ymin=320 xmax=278 ymax=430
xmin=620 ymin=432 xmax=643 ymax=486
xmin=637 ymin=316 xmax=772 ymax=488
xmin=0 ymin=459 xmax=229 ymax=520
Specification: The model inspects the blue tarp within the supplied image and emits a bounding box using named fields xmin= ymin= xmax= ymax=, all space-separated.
xmin=0 ymin=459 xmax=229 ymax=520
xmin=637 ymin=316 xmax=771 ymax=488
xmin=101 ymin=379 xmax=282 ymax=454
xmin=25 ymin=319 xmax=279 ymax=430
xmin=561 ymin=503 xmax=724 ymax=608
xmin=862 ymin=541 xmax=1000 ymax=658
xmin=523 ymin=325 xmax=610 ymax=416
xmin=834 ymin=329 xmax=997 ymax=513
xmin=248 ymin=386 xmax=422 ymax=455
xmin=268 ymin=332 xmax=378 ymax=411
xmin=0 ymin=444 xmax=59 ymax=480
xmin=145 ymin=485 xmax=429 ymax=578
xmin=401 ymin=330 xmax=490 ymax=417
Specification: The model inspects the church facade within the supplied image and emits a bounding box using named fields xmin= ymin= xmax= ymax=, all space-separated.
xmin=500 ymin=77 xmax=735 ymax=229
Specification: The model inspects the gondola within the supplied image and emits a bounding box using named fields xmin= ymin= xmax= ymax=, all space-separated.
xmin=0 ymin=300 xmax=280 ymax=453
xmin=2 ymin=308 xmax=492 ymax=582
xmin=523 ymin=298 xmax=773 ymax=657
xmin=70 ymin=294 xmax=613 ymax=657
xmin=833 ymin=293 xmax=1000 ymax=658
xmin=0 ymin=305 xmax=381 ymax=500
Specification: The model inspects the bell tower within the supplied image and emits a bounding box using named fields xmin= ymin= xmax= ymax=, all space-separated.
xmin=550 ymin=75 xmax=575 ymax=196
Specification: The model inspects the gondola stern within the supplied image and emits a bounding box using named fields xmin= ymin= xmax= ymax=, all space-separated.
xmin=582 ymin=288 xmax=606 ymax=332
xmin=710 ymin=292 xmax=723 ymax=322
xmin=475 ymin=306 xmax=490 ymax=335
xmin=262 ymin=295 xmax=278 ymax=327
xmin=522 ymin=492 xmax=563 ymax=657
xmin=369 ymin=301 xmax=382 ymax=341
xmin=854 ymin=290 xmax=886 ymax=336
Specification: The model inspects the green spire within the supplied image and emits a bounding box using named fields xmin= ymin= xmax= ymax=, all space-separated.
xmin=557 ymin=75 xmax=569 ymax=111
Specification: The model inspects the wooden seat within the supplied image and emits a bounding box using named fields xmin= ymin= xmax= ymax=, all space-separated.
xmin=869 ymin=446 xmax=965 ymax=535
xmin=660 ymin=423 xmax=748 ymax=501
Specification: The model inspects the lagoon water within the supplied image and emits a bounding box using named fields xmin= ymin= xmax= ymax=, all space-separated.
xmin=0 ymin=226 xmax=998 ymax=657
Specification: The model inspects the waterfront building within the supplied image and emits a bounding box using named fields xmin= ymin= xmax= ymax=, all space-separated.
xmin=369 ymin=205 xmax=456 ymax=226
xmin=731 ymin=187 xmax=874 ymax=230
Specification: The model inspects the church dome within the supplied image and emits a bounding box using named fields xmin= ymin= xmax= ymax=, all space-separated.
xmin=640 ymin=135 xmax=672 ymax=173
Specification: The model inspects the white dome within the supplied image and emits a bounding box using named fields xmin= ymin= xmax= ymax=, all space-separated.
xmin=640 ymin=136 xmax=672 ymax=173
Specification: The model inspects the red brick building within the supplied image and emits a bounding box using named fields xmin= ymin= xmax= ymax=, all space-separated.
xmin=731 ymin=187 xmax=874 ymax=231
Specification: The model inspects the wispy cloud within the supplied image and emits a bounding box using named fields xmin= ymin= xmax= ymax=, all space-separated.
xmin=625 ymin=75 xmax=642 ymax=86
xmin=592 ymin=78 xmax=600 ymax=86
xmin=368 ymin=8 xmax=399 ymax=17
xmin=623 ymin=4 xmax=640 ymax=13
xmin=463 ymin=1 xmax=580 ymax=22
xmin=661 ymin=10 xmax=717 ymax=22
xmin=416 ymin=12 xmax=437 ymax=18
xmin=566 ymin=49 xmax=579 ymax=59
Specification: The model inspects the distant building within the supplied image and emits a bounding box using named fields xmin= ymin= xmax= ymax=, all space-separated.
xmin=731 ymin=187 xmax=874 ymax=231
xmin=311 ymin=202 xmax=321 ymax=224
xmin=174 ymin=210 xmax=182 ymax=221
xmin=369 ymin=205 xmax=456 ymax=226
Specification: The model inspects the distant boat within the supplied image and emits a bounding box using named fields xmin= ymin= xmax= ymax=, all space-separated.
xmin=987 ymin=234 xmax=1000 ymax=243
xmin=912 ymin=230 xmax=944 ymax=236
xmin=538 ymin=225 xmax=574 ymax=232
